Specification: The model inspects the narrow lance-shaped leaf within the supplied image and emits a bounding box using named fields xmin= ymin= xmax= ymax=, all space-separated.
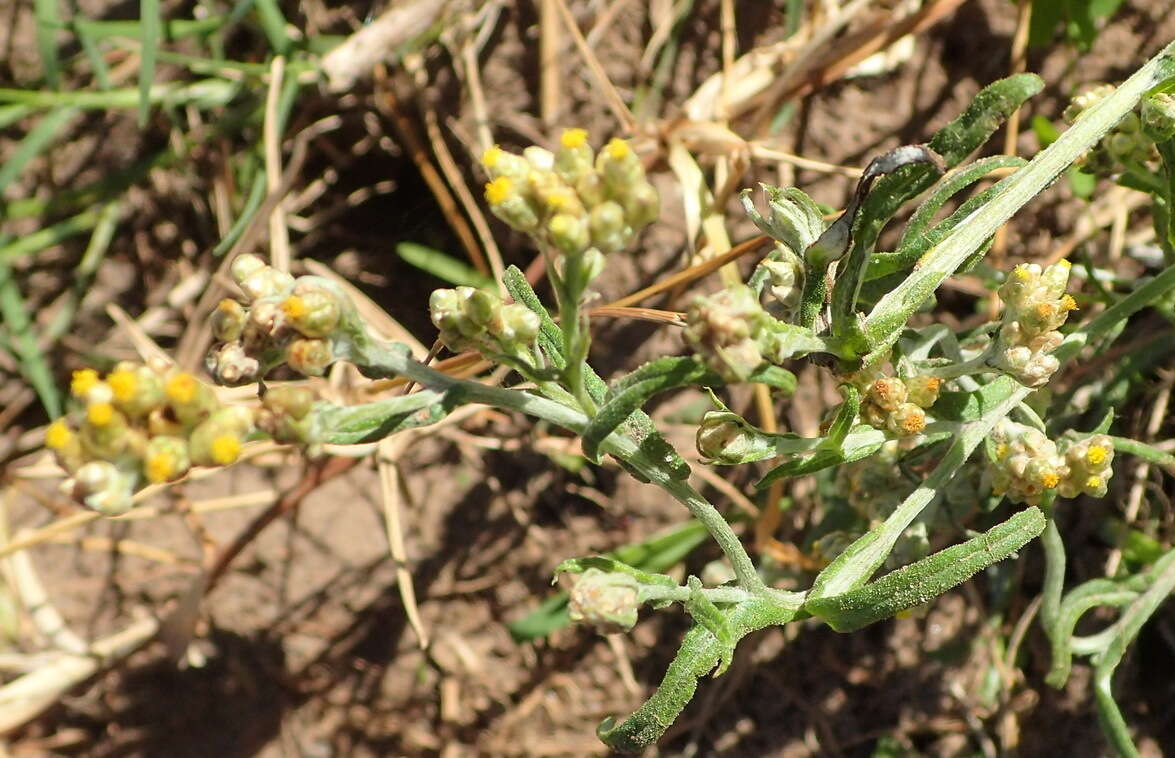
xmin=805 ymin=507 xmax=1046 ymax=632
xmin=581 ymin=358 xmax=796 ymax=462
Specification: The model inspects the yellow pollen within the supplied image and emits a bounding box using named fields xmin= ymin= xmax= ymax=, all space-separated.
xmin=45 ymin=420 xmax=73 ymax=450
xmin=1041 ymin=472 xmax=1060 ymax=489
xmin=210 ymin=435 xmax=241 ymax=465
xmin=282 ymin=295 xmax=308 ymax=321
xmin=605 ymin=138 xmax=630 ymax=160
xmin=481 ymin=145 xmax=502 ymax=169
xmin=995 ymin=443 xmax=1009 ymax=460
xmin=1035 ymin=303 xmax=1055 ymax=319
xmin=903 ymin=414 xmax=926 ymax=434
xmin=87 ymin=402 xmax=114 ymax=427
xmin=1086 ymin=445 xmax=1109 ymax=466
xmin=1060 ymin=294 xmax=1078 ymax=312
xmin=1013 ymin=266 xmax=1033 ymax=282
xmin=560 ymin=128 xmax=588 ymax=149
xmin=485 ymin=177 xmax=513 ymax=205
xmin=545 ymin=192 xmax=571 ymax=211
xmin=107 ymin=369 xmax=138 ymax=404
xmin=1058 ymin=259 xmax=1072 ymax=269
xmin=1085 ymin=475 xmax=1103 ymax=490
xmin=145 ymin=452 xmax=177 ymax=483
xmin=166 ymin=374 xmax=197 ymax=405
xmin=71 ymin=368 xmax=99 ymax=398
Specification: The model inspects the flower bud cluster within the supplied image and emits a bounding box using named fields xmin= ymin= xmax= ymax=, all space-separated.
xmin=682 ymin=285 xmax=770 ymax=382
xmin=481 ymin=130 xmax=658 ymax=256
xmin=988 ymin=423 xmax=1117 ymax=505
xmin=428 ymin=286 xmax=540 ymax=355
xmin=990 ymin=261 xmax=1077 ymax=388
xmin=850 ymin=370 xmax=940 ymax=438
xmin=255 ymin=385 xmax=322 ymax=452
xmin=1057 ymin=434 xmax=1115 ymax=499
xmin=206 ymin=255 xmax=355 ymax=384
xmin=988 ymin=421 xmax=1064 ymax=506
xmin=46 ymin=363 xmax=255 ymax=514
xmin=1064 ymin=85 xmax=1157 ymax=174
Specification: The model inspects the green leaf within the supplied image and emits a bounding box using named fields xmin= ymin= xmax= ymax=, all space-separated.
xmin=397 ymin=241 xmax=495 ymax=289
xmin=319 ymin=390 xmax=447 ymax=444
xmin=932 ymin=380 xmax=1017 ymax=422
xmin=581 ymin=358 xmax=797 ymax=462
xmin=755 ymin=385 xmax=881 ymax=487
xmin=805 ymin=507 xmax=1046 ymax=632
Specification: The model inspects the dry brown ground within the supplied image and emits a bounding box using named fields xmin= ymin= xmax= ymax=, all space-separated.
xmin=2 ymin=1 xmax=1175 ymax=756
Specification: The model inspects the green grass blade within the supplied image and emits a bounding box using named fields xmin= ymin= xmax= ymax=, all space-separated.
xmin=0 ymin=106 xmax=77 ymax=199
xmin=138 ymin=0 xmax=163 ymax=127
xmin=0 ymin=261 xmax=62 ymax=417
xmin=33 ymin=0 xmax=63 ymax=89
xmin=0 ymin=208 xmax=102 ymax=265
xmin=252 ymin=0 xmax=290 ymax=53
xmin=396 ymin=242 xmax=495 ymax=289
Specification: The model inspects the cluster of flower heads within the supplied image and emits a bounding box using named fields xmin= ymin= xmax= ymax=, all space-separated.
xmin=481 ymin=129 xmax=658 ymax=256
xmin=45 ymin=362 xmax=254 ymax=514
xmin=849 ymin=369 xmax=941 ymax=439
xmin=1063 ymin=84 xmax=1158 ymax=175
xmin=987 ymin=421 xmax=1115 ymax=506
xmin=990 ymin=260 xmax=1077 ymax=388
xmin=206 ymin=255 xmax=353 ymax=385
xmin=428 ymin=286 xmax=539 ymax=357
xmin=682 ymin=285 xmax=771 ymax=382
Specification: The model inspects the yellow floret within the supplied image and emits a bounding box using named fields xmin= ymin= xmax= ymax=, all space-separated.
xmin=995 ymin=443 xmax=1009 ymax=460
xmin=166 ymin=373 xmax=197 ymax=405
xmin=549 ymin=215 xmax=572 ymax=235
xmin=545 ymin=192 xmax=572 ymax=211
xmin=1013 ymin=266 xmax=1033 ymax=281
xmin=1041 ymin=471 xmax=1060 ymax=489
xmin=87 ymin=402 xmax=114 ymax=427
xmin=282 ymin=295 xmax=307 ymax=320
xmin=45 ymin=420 xmax=73 ymax=450
xmin=1085 ymin=475 xmax=1104 ymax=490
xmin=1060 ymin=294 xmax=1078 ymax=312
xmin=1086 ymin=445 xmax=1109 ymax=466
xmin=210 ymin=435 xmax=241 ymax=465
xmin=71 ymin=368 xmax=100 ymax=398
xmin=605 ymin=138 xmax=630 ymax=160
xmin=1035 ymin=303 xmax=1056 ymax=319
xmin=485 ymin=177 xmax=513 ymax=205
xmin=1058 ymin=259 xmax=1072 ymax=269
xmin=107 ymin=369 xmax=138 ymax=404
xmin=561 ymin=128 xmax=588 ymax=149
xmin=145 ymin=452 xmax=178 ymax=483
xmin=481 ymin=145 xmax=503 ymax=169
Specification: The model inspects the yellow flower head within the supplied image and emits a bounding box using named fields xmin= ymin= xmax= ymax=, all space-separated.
xmin=1085 ymin=475 xmax=1104 ymax=491
xmin=71 ymin=368 xmax=100 ymax=398
xmin=1086 ymin=445 xmax=1109 ymax=467
xmin=561 ymin=128 xmax=588 ymax=149
xmin=485 ymin=177 xmax=513 ymax=205
xmin=210 ymin=435 xmax=241 ymax=465
xmin=995 ymin=443 xmax=1009 ymax=460
xmin=107 ymin=369 xmax=138 ymax=404
xmin=87 ymin=402 xmax=114 ymax=427
xmin=145 ymin=451 xmax=179 ymax=483
xmin=1012 ymin=266 xmax=1033 ymax=282
xmin=1060 ymin=294 xmax=1078 ymax=312
xmin=165 ymin=373 xmax=197 ymax=405
xmin=46 ymin=420 xmax=73 ymax=450
xmin=282 ymin=295 xmax=308 ymax=321
xmin=1035 ymin=303 xmax=1056 ymax=320
xmin=1041 ymin=471 xmax=1060 ymax=489
xmin=605 ymin=138 xmax=631 ymax=160
xmin=482 ymin=145 xmax=503 ymax=169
